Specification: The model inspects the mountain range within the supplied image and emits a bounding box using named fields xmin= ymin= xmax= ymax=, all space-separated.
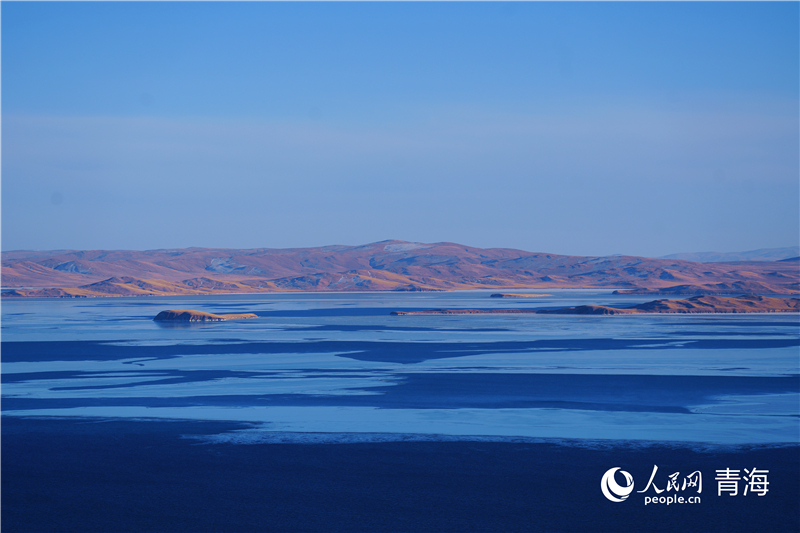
xmin=2 ymin=240 xmax=798 ymax=297
xmin=660 ymin=246 xmax=799 ymax=262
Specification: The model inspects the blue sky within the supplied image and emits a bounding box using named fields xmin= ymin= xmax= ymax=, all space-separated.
xmin=3 ymin=1 xmax=798 ymax=257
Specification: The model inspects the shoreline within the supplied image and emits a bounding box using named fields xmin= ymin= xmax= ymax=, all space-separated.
xmin=391 ymin=309 xmax=800 ymax=316
xmin=4 ymin=286 xmax=798 ymax=299
xmin=390 ymin=295 xmax=800 ymax=316
xmin=0 ymin=286 xmax=627 ymax=299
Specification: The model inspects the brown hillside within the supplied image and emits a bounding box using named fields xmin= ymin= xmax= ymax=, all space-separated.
xmin=153 ymin=309 xmax=258 ymax=321
xmin=3 ymin=240 xmax=798 ymax=297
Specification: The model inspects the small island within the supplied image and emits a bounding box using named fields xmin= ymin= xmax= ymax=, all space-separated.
xmin=153 ymin=309 xmax=258 ymax=322
xmin=391 ymin=295 xmax=800 ymax=316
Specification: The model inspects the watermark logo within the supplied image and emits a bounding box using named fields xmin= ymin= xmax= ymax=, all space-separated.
xmin=601 ymin=465 xmax=770 ymax=506
xmin=601 ymin=467 xmax=635 ymax=502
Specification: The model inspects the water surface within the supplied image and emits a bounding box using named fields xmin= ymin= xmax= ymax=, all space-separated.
xmin=3 ymin=290 xmax=798 ymax=444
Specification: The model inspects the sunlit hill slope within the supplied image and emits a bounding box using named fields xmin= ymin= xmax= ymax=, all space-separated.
xmin=2 ymin=240 xmax=798 ymax=297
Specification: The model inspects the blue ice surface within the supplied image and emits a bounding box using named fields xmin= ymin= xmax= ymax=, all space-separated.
xmin=2 ymin=290 xmax=798 ymax=444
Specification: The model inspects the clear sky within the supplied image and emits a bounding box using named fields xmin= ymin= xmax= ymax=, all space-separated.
xmin=2 ymin=1 xmax=798 ymax=257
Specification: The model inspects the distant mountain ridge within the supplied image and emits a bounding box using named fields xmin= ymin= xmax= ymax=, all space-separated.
xmin=660 ymin=246 xmax=799 ymax=263
xmin=2 ymin=240 xmax=798 ymax=297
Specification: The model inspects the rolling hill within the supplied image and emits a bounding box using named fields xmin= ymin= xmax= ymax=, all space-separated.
xmin=2 ymin=240 xmax=798 ymax=297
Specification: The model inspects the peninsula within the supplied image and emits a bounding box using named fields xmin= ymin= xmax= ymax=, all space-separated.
xmin=390 ymin=295 xmax=800 ymax=316
xmin=490 ymin=293 xmax=552 ymax=298
xmin=153 ymin=310 xmax=258 ymax=322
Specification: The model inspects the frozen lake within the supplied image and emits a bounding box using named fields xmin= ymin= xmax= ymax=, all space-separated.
xmin=2 ymin=290 xmax=799 ymax=444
